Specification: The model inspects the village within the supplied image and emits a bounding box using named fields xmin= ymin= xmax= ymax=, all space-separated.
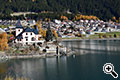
xmin=0 ymin=18 xmax=120 ymax=38
xmin=0 ymin=17 xmax=120 ymax=59
xmin=0 ymin=19 xmax=74 ymax=60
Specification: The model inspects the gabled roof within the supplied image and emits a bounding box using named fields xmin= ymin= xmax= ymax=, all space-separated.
xmin=24 ymin=27 xmax=39 ymax=34
xmin=15 ymin=27 xmax=39 ymax=39
xmin=16 ymin=20 xmax=23 ymax=28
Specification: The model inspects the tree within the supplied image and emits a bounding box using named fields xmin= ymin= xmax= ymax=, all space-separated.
xmin=73 ymin=14 xmax=99 ymax=20
xmin=119 ymin=17 xmax=120 ymax=23
xmin=0 ymin=32 xmax=8 ymax=51
xmin=36 ymin=21 xmax=43 ymax=37
xmin=112 ymin=16 xmax=116 ymax=20
xmin=32 ymin=0 xmax=35 ymax=2
xmin=116 ymin=20 xmax=118 ymax=23
xmin=52 ymin=29 xmax=58 ymax=38
xmin=43 ymin=30 xmax=46 ymax=38
xmin=112 ymin=16 xmax=116 ymax=22
xmin=60 ymin=15 xmax=68 ymax=21
xmin=0 ymin=0 xmax=120 ymax=20
xmin=9 ymin=0 xmax=12 ymax=3
xmin=45 ymin=24 xmax=53 ymax=42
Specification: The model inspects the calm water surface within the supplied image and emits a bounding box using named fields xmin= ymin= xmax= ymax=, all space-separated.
xmin=0 ymin=40 xmax=120 ymax=80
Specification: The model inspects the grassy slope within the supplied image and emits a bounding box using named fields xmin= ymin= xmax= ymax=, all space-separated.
xmin=62 ymin=32 xmax=120 ymax=40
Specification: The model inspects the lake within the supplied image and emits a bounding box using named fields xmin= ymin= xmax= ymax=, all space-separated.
xmin=0 ymin=40 xmax=120 ymax=80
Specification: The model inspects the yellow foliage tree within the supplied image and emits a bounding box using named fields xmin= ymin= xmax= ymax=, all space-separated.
xmin=45 ymin=18 xmax=50 ymax=22
xmin=52 ymin=29 xmax=58 ymax=38
xmin=0 ymin=32 xmax=8 ymax=51
xmin=60 ymin=16 xmax=68 ymax=21
xmin=116 ymin=20 xmax=118 ymax=23
xmin=73 ymin=14 xmax=99 ymax=20
xmin=112 ymin=16 xmax=116 ymax=21
xmin=43 ymin=30 xmax=46 ymax=38
xmin=32 ymin=0 xmax=35 ymax=2
xmin=36 ymin=21 xmax=43 ymax=37
xmin=77 ymin=32 xmax=80 ymax=37
xmin=119 ymin=17 xmax=120 ymax=23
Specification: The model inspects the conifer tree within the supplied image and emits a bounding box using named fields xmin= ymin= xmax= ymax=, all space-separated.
xmin=45 ymin=23 xmax=53 ymax=42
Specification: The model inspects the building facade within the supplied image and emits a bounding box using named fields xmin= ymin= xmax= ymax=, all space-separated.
xmin=15 ymin=20 xmax=44 ymax=45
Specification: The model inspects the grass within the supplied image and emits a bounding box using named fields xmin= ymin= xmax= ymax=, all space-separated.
xmin=62 ymin=32 xmax=120 ymax=40
xmin=0 ymin=25 xmax=8 ymax=29
xmin=104 ymin=32 xmax=120 ymax=37
xmin=86 ymin=34 xmax=99 ymax=39
xmin=62 ymin=37 xmax=82 ymax=39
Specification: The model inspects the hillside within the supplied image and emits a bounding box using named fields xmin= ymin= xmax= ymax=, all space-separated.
xmin=0 ymin=0 xmax=120 ymax=20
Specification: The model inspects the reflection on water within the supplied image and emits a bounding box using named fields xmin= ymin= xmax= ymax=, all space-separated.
xmin=0 ymin=40 xmax=120 ymax=80
xmin=62 ymin=40 xmax=120 ymax=54
xmin=0 ymin=57 xmax=68 ymax=80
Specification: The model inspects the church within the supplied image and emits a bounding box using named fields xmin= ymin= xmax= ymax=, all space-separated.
xmin=15 ymin=20 xmax=44 ymax=45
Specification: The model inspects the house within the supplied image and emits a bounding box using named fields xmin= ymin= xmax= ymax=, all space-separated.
xmin=14 ymin=20 xmax=44 ymax=45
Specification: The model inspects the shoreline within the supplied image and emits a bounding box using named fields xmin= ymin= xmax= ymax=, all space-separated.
xmin=7 ymin=54 xmax=47 ymax=59
xmin=1 ymin=38 xmax=120 ymax=61
xmin=62 ymin=38 xmax=120 ymax=41
xmin=0 ymin=51 xmax=75 ymax=61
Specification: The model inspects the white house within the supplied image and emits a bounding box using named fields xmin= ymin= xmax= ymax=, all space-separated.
xmin=15 ymin=20 xmax=44 ymax=45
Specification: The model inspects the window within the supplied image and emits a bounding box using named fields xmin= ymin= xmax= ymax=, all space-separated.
xmin=26 ymin=39 xmax=28 ymax=41
xmin=26 ymin=33 xmax=28 ymax=35
xmin=26 ymin=42 xmax=28 ymax=45
xmin=17 ymin=39 xmax=21 ymax=41
xmin=31 ymin=33 xmax=32 ymax=35
xmin=31 ymin=37 xmax=35 ymax=41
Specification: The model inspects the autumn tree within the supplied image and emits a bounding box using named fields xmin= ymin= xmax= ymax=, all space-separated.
xmin=112 ymin=16 xmax=116 ymax=22
xmin=119 ymin=17 xmax=120 ymax=23
xmin=36 ymin=21 xmax=43 ymax=37
xmin=77 ymin=32 xmax=80 ymax=37
xmin=43 ymin=30 xmax=46 ymax=38
xmin=32 ymin=0 xmax=35 ymax=2
xmin=60 ymin=16 xmax=68 ymax=21
xmin=116 ymin=20 xmax=118 ymax=23
xmin=0 ymin=32 xmax=8 ymax=51
xmin=73 ymin=14 xmax=99 ymax=20
xmin=52 ymin=29 xmax=58 ymax=38
xmin=112 ymin=16 xmax=116 ymax=20
xmin=45 ymin=18 xmax=50 ymax=22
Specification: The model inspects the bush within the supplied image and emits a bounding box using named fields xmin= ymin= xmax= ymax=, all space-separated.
xmin=23 ymin=48 xmax=30 ymax=54
xmin=29 ymin=45 xmax=35 ymax=51
xmin=109 ymin=35 xmax=113 ymax=38
xmin=114 ymin=34 xmax=117 ymax=38
xmin=99 ymin=34 xmax=103 ymax=38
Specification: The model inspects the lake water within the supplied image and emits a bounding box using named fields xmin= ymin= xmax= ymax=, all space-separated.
xmin=0 ymin=40 xmax=120 ymax=80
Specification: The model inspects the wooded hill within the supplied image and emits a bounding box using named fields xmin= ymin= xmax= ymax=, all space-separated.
xmin=0 ymin=0 xmax=120 ymax=21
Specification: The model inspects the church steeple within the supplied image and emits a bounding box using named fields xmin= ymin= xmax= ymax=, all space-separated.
xmin=16 ymin=20 xmax=23 ymax=29
xmin=15 ymin=20 xmax=23 ymax=36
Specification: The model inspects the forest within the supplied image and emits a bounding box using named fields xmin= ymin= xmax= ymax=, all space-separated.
xmin=0 ymin=0 xmax=120 ymax=21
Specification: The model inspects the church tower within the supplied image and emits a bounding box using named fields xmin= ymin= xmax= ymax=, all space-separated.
xmin=15 ymin=20 xmax=23 ymax=36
